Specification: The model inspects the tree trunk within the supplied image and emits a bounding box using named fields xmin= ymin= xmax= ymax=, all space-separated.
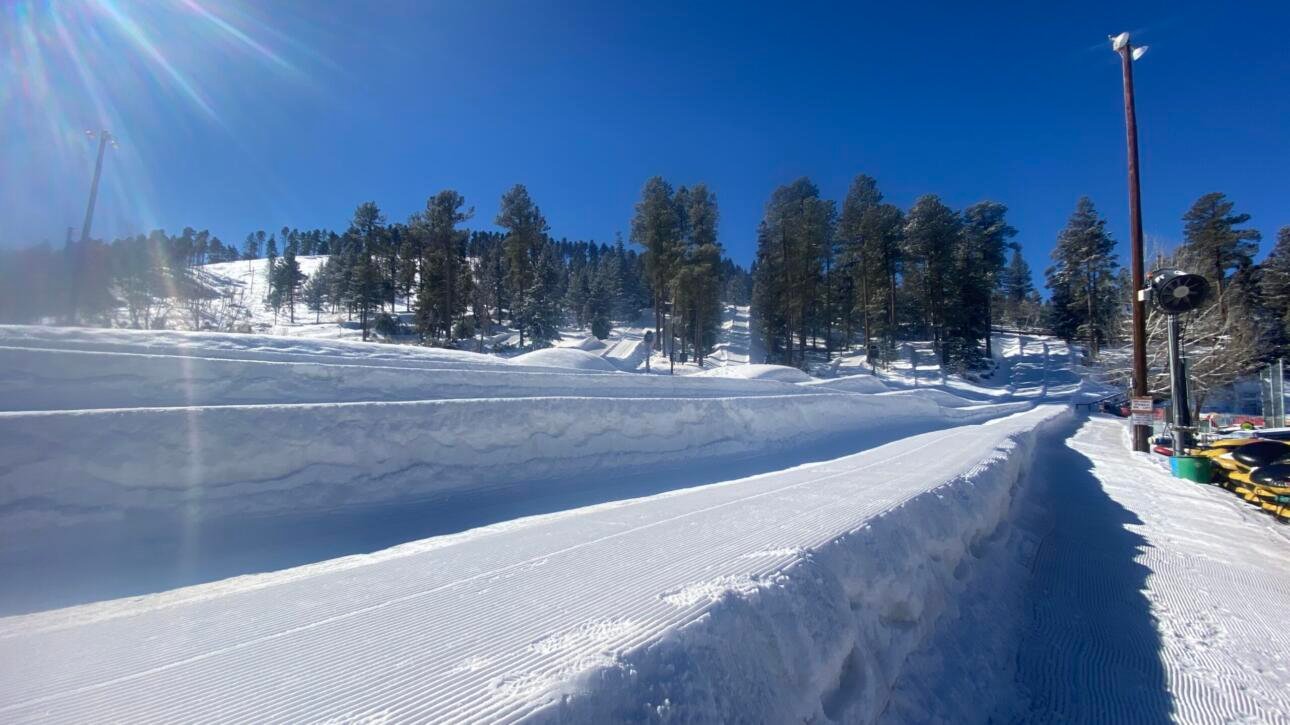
xmin=984 ymin=294 xmax=992 ymax=358
xmin=888 ymin=264 xmax=897 ymax=357
xmin=862 ymin=266 xmax=871 ymax=349
xmin=1086 ymin=266 xmax=1098 ymax=358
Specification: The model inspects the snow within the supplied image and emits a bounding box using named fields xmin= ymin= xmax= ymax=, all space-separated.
xmin=508 ymin=347 xmax=622 ymax=372
xmin=3 ymin=323 xmax=1285 ymax=722
xmin=806 ymin=373 xmax=891 ymax=394
xmin=0 ymin=375 xmax=1029 ymax=546
xmin=1005 ymin=416 xmax=1290 ymax=722
xmin=879 ymin=414 xmax=1290 ymax=723
xmin=695 ymin=363 xmax=815 ymax=383
xmin=554 ymin=335 xmax=608 ymax=352
xmin=0 ymin=406 xmax=1066 ymax=723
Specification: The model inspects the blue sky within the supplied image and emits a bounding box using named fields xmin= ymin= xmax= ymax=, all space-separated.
xmin=4 ymin=0 xmax=1288 ymax=284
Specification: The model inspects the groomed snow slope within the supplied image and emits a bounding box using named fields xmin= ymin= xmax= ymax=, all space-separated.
xmin=1007 ymin=417 xmax=1290 ymax=723
xmin=0 ymin=406 xmax=1066 ymax=723
xmin=874 ymin=415 xmax=1290 ymax=724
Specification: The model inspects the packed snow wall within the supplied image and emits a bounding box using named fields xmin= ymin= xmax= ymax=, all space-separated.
xmin=0 ymin=393 xmax=1030 ymax=542
xmin=532 ymin=406 xmax=1069 ymax=724
xmin=0 ymin=344 xmax=820 ymax=411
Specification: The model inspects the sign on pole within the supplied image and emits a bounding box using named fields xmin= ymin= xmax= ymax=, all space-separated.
xmin=1130 ymin=396 xmax=1154 ymax=428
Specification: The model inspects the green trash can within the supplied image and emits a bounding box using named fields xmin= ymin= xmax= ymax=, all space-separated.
xmin=1170 ymin=455 xmax=1213 ymax=483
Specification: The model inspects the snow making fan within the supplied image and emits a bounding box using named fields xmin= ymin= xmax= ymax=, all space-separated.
xmin=1146 ymin=268 xmax=1211 ymax=457
xmin=1148 ymin=269 xmax=1209 ymax=315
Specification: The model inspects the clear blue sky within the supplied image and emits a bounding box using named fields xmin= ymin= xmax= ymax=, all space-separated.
xmin=5 ymin=0 xmax=1288 ymax=283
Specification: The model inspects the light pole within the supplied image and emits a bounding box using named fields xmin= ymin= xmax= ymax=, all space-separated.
xmin=71 ymin=130 xmax=117 ymax=322
xmin=80 ymin=130 xmax=116 ymax=244
xmin=1110 ymin=32 xmax=1151 ymax=452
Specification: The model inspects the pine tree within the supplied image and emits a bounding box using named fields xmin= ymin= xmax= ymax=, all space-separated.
xmin=750 ymin=178 xmax=835 ymax=367
xmin=1260 ymin=227 xmax=1290 ymax=354
xmin=902 ymin=195 xmax=961 ymax=364
xmin=959 ymin=201 xmax=1015 ymax=360
xmin=836 ymin=175 xmax=903 ymax=356
xmin=523 ymin=245 xmax=563 ymax=347
xmin=1046 ymin=197 xmax=1118 ymax=358
xmin=587 ymin=264 xmax=614 ymax=340
xmin=396 ymin=233 xmax=419 ymax=312
xmin=1180 ymin=192 xmax=1261 ymax=320
xmin=413 ymin=190 xmax=474 ymax=342
xmin=597 ymin=245 xmax=625 ymax=320
xmin=631 ymin=177 xmax=684 ymax=346
xmin=345 ymin=202 xmax=387 ymax=341
xmin=242 ymin=232 xmax=260 ymax=260
xmin=274 ymin=245 xmax=304 ymax=323
xmin=302 ymin=271 xmax=326 ymax=323
xmin=999 ymin=246 xmax=1035 ymax=326
xmin=496 ymin=185 xmax=549 ymax=349
xmin=671 ymin=183 xmax=722 ymax=365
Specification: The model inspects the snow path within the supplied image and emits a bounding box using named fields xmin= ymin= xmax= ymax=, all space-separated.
xmin=0 ymin=406 xmax=1062 ymax=723
xmin=1008 ymin=416 xmax=1290 ymax=724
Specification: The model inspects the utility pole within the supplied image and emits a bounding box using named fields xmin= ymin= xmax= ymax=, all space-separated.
xmin=1111 ymin=33 xmax=1151 ymax=452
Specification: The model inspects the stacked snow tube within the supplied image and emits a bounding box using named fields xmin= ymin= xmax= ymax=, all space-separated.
xmin=1197 ymin=438 xmax=1290 ymax=522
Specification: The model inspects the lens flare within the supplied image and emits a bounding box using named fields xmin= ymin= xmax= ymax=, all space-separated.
xmin=3 ymin=0 xmax=316 ymax=246
xmin=3 ymin=0 xmax=319 ymax=563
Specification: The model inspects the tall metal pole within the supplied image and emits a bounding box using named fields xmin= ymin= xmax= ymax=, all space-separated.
xmin=1116 ymin=38 xmax=1151 ymax=452
xmin=1165 ymin=314 xmax=1192 ymax=453
xmin=80 ymin=131 xmax=111 ymax=244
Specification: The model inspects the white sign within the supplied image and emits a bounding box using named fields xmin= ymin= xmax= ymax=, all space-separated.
xmin=1130 ymin=396 xmax=1154 ymax=427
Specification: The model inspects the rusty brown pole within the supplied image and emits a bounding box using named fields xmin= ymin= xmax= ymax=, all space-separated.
xmin=1115 ymin=35 xmax=1150 ymax=452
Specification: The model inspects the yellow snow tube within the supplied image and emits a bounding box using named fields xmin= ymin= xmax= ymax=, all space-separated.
xmin=1252 ymin=484 xmax=1290 ymax=521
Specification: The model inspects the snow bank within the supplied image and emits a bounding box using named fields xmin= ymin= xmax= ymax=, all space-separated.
xmin=0 ymin=345 xmax=826 ymax=411
xmin=0 ymin=324 xmax=508 ymax=370
xmin=805 ymin=373 xmax=891 ymax=394
xmin=538 ymin=407 xmax=1068 ymax=723
xmin=695 ymin=363 xmax=815 ymax=383
xmin=0 ymin=406 xmax=1059 ymax=722
xmin=0 ymin=393 xmax=1032 ymax=541
xmin=602 ymin=337 xmax=651 ymax=372
xmin=555 ymin=335 xmax=608 ymax=352
xmin=508 ymin=347 xmax=621 ymax=372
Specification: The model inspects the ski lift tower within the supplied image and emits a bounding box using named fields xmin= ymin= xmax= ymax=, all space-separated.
xmin=1146 ymin=269 xmax=1209 ymax=454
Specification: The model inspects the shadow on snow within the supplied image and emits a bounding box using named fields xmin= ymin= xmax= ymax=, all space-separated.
xmin=1008 ymin=413 xmax=1172 ymax=723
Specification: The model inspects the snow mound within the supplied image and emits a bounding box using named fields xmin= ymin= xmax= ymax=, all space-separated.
xmin=555 ymin=335 xmax=608 ymax=352
xmin=806 ymin=374 xmax=890 ymax=394
xmin=695 ymin=364 xmax=814 ymax=384
xmin=508 ymin=348 xmax=620 ymax=373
